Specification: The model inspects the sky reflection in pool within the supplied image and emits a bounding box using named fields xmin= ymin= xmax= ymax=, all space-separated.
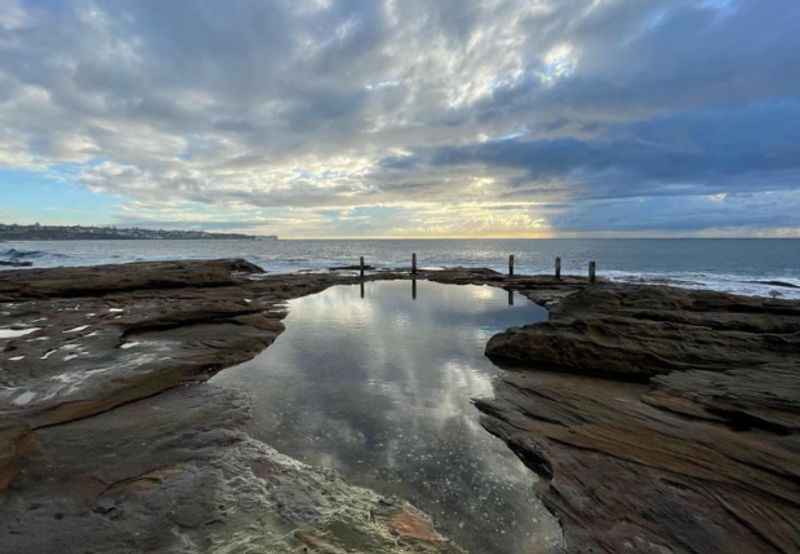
xmin=212 ymin=279 xmax=562 ymax=553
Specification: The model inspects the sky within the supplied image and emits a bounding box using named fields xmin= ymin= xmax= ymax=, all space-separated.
xmin=0 ymin=0 xmax=799 ymax=238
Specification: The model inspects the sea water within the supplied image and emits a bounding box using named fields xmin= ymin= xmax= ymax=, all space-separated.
xmin=1 ymin=238 xmax=798 ymax=298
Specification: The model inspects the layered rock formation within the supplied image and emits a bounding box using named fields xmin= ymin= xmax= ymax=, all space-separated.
xmin=12 ymin=258 xmax=790 ymax=553
xmin=479 ymin=284 xmax=800 ymax=553
xmin=0 ymin=259 xmax=464 ymax=553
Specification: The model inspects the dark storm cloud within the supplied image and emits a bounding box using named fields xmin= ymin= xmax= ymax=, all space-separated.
xmin=550 ymin=192 xmax=800 ymax=233
xmin=425 ymin=100 xmax=800 ymax=199
xmin=0 ymin=0 xmax=799 ymax=235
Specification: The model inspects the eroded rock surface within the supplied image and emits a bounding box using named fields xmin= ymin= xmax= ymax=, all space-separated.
xmin=0 ymin=259 xmax=337 ymax=428
xmin=0 ymin=259 xmax=471 ymax=553
xmin=479 ymin=284 xmax=800 ymax=553
xmin=3 ymin=383 xmax=463 ymax=553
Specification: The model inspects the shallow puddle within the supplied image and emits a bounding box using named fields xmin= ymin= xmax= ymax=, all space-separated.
xmin=213 ymin=279 xmax=562 ymax=553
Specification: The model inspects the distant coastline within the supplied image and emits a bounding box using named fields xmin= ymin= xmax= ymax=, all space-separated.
xmin=0 ymin=223 xmax=276 ymax=241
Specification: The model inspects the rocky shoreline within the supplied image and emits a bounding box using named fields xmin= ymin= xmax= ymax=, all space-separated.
xmin=0 ymin=259 xmax=486 ymax=553
xmin=479 ymin=284 xmax=800 ymax=553
xmin=1 ymin=259 xmax=797 ymax=553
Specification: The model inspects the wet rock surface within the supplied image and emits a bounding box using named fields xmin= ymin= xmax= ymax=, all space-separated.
xmin=3 ymin=383 xmax=462 ymax=554
xmin=0 ymin=259 xmax=328 ymax=429
xmin=17 ymin=259 xmax=777 ymax=553
xmin=1 ymin=259 xmax=482 ymax=553
xmin=479 ymin=284 xmax=800 ymax=553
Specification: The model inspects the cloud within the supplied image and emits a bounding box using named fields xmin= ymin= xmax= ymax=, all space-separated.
xmin=0 ymin=0 xmax=798 ymax=236
xmin=424 ymin=100 xmax=800 ymax=198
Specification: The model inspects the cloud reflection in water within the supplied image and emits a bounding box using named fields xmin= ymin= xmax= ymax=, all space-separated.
xmin=213 ymin=280 xmax=561 ymax=553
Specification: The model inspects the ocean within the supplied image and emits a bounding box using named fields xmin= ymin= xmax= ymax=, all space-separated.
xmin=1 ymin=238 xmax=799 ymax=299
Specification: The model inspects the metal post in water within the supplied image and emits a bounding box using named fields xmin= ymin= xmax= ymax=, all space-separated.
xmin=360 ymin=280 xmax=365 ymax=299
xmin=412 ymin=253 xmax=417 ymax=275
xmin=589 ymin=260 xmax=596 ymax=284
xmin=360 ymin=256 xmax=365 ymax=278
xmin=555 ymin=257 xmax=562 ymax=280
xmin=509 ymin=255 xmax=515 ymax=277
xmin=508 ymin=289 xmax=514 ymax=306
xmin=412 ymin=277 xmax=417 ymax=300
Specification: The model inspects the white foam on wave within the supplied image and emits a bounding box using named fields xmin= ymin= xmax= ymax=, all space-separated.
xmin=12 ymin=391 xmax=36 ymax=406
xmin=0 ymin=327 xmax=40 ymax=339
xmin=603 ymin=270 xmax=800 ymax=300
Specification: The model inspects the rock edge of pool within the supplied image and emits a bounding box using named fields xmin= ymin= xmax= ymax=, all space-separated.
xmin=1 ymin=259 xmax=798 ymax=554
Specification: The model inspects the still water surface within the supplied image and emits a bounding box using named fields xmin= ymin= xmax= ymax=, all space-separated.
xmin=212 ymin=279 xmax=562 ymax=553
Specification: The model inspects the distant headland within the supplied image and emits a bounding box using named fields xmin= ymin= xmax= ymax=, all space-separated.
xmin=0 ymin=223 xmax=276 ymax=241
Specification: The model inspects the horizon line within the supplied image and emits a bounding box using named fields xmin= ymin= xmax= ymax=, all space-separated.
xmin=274 ymin=236 xmax=800 ymax=240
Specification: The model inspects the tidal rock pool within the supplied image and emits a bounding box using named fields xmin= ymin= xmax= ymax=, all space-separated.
xmin=212 ymin=279 xmax=562 ymax=553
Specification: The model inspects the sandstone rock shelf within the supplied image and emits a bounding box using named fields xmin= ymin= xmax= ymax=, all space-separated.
xmin=479 ymin=284 xmax=800 ymax=553
xmin=3 ymin=259 xmax=507 ymax=553
xmin=10 ymin=259 xmax=791 ymax=553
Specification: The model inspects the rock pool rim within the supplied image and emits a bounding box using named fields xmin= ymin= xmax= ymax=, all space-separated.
xmin=6 ymin=259 xmax=796 ymax=553
xmin=0 ymin=259 xmax=593 ymax=554
xmin=210 ymin=279 xmax=557 ymax=553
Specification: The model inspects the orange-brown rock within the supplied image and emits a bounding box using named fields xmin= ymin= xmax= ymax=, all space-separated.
xmin=480 ymin=284 xmax=800 ymax=553
xmin=0 ymin=420 xmax=34 ymax=492
xmin=1 ymin=259 xmax=472 ymax=554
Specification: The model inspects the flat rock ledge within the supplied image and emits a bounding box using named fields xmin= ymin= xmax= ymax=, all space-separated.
xmin=479 ymin=284 xmax=800 ymax=553
xmin=2 ymin=259 xmax=501 ymax=553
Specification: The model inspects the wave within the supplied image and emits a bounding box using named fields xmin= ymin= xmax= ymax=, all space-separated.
xmin=603 ymin=270 xmax=800 ymax=300
xmin=1 ymin=248 xmax=68 ymax=260
xmin=0 ymin=248 xmax=70 ymax=268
